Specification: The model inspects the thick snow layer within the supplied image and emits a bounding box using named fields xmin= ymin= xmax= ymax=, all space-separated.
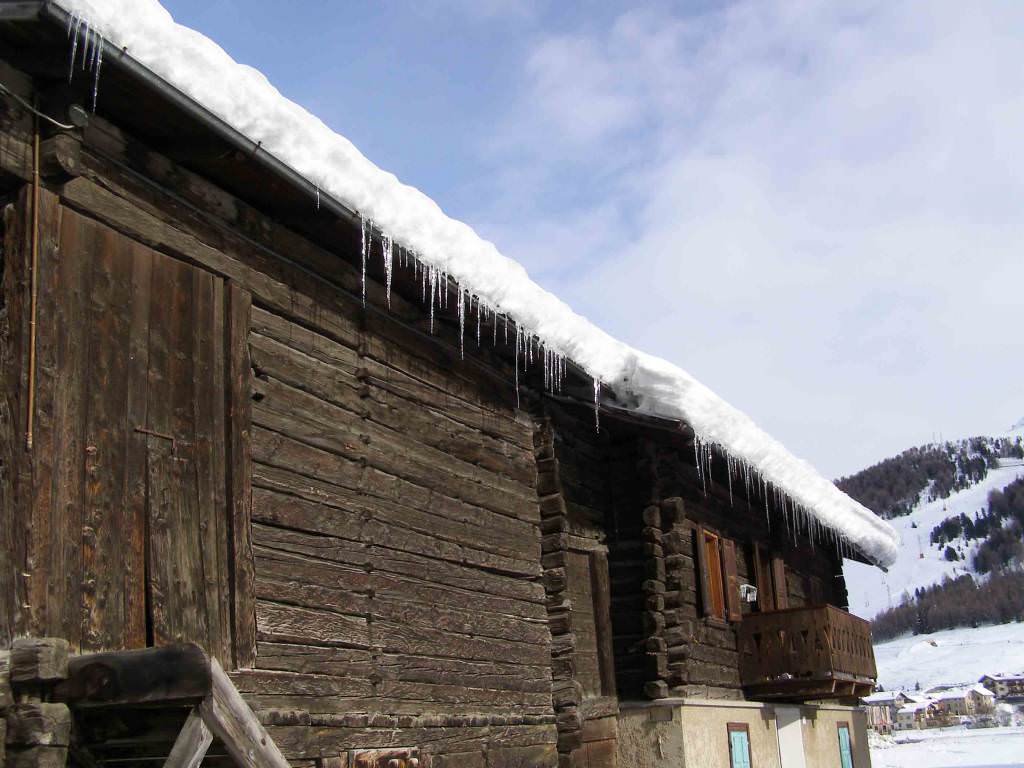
xmin=54 ymin=0 xmax=898 ymax=566
xmin=871 ymin=726 xmax=1024 ymax=768
xmin=844 ymin=465 xmax=1024 ymax=618
xmin=873 ymin=623 xmax=1024 ymax=692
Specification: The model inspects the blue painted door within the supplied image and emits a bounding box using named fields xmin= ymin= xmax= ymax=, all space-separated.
xmin=729 ymin=728 xmax=752 ymax=768
xmin=838 ymin=724 xmax=854 ymax=768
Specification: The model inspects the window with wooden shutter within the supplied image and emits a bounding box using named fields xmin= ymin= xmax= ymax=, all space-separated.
xmin=696 ymin=527 xmax=726 ymax=620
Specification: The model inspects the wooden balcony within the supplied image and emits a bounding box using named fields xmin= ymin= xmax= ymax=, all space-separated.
xmin=738 ymin=605 xmax=877 ymax=701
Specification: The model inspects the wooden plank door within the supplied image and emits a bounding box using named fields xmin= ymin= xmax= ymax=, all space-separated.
xmin=142 ymin=250 xmax=231 ymax=661
xmin=25 ymin=199 xmax=232 ymax=661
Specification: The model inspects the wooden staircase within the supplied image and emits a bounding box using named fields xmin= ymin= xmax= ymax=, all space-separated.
xmin=2 ymin=640 xmax=290 ymax=768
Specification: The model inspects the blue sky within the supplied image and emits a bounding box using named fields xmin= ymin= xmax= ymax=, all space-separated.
xmin=160 ymin=0 xmax=1024 ymax=477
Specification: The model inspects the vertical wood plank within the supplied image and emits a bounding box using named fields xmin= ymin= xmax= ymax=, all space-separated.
xmin=694 ymin=525 xmax=712 ymax=618
xmin=226 ymin=284 xmax=255 ymax=669
xmin=722 ymin=539 xmax=741 ymax=623
xmin=122 ymin=241 xmax=153 ymax=649
xmin=37 ymin=195 xmax=85 ymax=649
xmin=81 ymin=223 xmax=133 ymax=652
xmin=0 ymin=187 xmax=30 ymax=646
xmin=589 ymin=551 xmax=616 ymax=698
xmin=193 ymin=271 xmax=231 ymax=663
xmin=771 ymin=556 xmax=788 ymax=610
xmin=147 ymin=253 xmax=207 ymax=647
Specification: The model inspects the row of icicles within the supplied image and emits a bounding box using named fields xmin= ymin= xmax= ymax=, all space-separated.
xmin=66 ymin=11 xmax=103 ymax=112
xmin=357 ymin=214 xmax=857 ymax=558
xmin=61 ymin=11 xmax=860 ymax=561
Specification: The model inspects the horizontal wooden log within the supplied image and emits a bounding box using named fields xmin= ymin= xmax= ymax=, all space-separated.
xmin=5 ymin=704 xmax=72 ymax=747
xmin=253 ymin=457 xmax=534 ymax=547
xmin=10 ymin=638 xmax=70 ymax=684
xmin=256 ymin=602 xmax=370 ymax=649
xmin=249 ymin=309 xmax=533 ymax=452
xmin=53 ymin=645 xmax=211 ymax=707
xmin=251 ymin=473 xmax=536 ymax=573
xmin=252 ymin=376 xmax=537 ymax=521
xmin=249 ymin=332 xmax=535 ymax=484
xmin=254 ymin=643 xmax=375 ymax=678
xmin=253 ymin=523 xmax=544 ymax=618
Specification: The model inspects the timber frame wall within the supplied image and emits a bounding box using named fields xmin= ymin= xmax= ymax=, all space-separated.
xmin=0 ymin=31 xmax=854 ymax=768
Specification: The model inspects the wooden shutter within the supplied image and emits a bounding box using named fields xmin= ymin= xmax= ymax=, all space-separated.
xmin=695 ymin=526 xmax=713 ymax=617
xmin=722 ymin=540 xmax=742 ymax=622
xmin=771 ymin=556 xmax=788 ymax=609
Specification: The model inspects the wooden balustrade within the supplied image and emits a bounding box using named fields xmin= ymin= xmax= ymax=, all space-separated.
xmin=738 ymin=605 xmax=877 ymax=701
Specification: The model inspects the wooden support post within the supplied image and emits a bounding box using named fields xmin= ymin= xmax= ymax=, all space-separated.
xmin=163 ymin=708 xmax=213 ymax=768
xmin=198 ymin=659 xmax=290 ymax=768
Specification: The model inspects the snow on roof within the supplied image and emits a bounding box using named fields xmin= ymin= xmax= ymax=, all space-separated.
xmin=863 ymin=691 xmax=903 ymax=704
xmin=980 ymin=673 xmax=1024 ymax=682
xmin=898 ymin=702 xmax=933 ymax=714
xmin=54 ymin=0 xmax=899 ymax=566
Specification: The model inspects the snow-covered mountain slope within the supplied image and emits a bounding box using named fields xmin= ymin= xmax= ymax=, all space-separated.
xmin=844 ymin=461 xmax=1023 ymax=620
xmin=873 ymin=622 xmax=1024 ymax=691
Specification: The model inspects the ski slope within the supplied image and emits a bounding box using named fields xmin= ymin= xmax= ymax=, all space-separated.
xmin=873 ymin=622 xmax=1024 ymax=691
xmin=844 ymin=464 xmax=1024 ymax=619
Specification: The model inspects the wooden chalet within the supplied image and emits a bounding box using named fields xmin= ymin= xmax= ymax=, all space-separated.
xmin=0 ymin=4 xmax=884 ymax=767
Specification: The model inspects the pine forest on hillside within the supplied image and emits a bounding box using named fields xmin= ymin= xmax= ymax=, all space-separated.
xmin=836 ymin=436 xmax=1023 ymax=519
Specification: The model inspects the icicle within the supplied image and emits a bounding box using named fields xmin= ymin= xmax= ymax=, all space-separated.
xmin=382 ymin=233 xmax=394 ymax=308
xmin=726 ymin=456 xmax=734 ymax=507
xmin=694 ymin=437 xmax=704 ymax=493
xmin=68 ymin=14 xmax=83 ymax=82
xmin=457 ymin=289 xmax=465 ymax=358
xmin=428 ymin=267 xmax=437 ymax=333
xmin=513 ymin=325 xmax=522 ymax=409
xmin=504 ymin=314 xmax=509 ymax=344
xmin=476 ymin=298 xmax=482 ymax=347
xmin=592 ymin=377 xmax=601 ymax=433
xmin=493 ymin=308 xmax=498 ymax=346
xmin=360 ymin=217 xmax=369 ymax=308
xmin=90 ymin=26 xmax=103 ymax=111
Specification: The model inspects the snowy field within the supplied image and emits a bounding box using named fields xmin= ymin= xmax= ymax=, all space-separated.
xmin=844 ymin=464 xmax=1024 ymax=620
xmin=873 ymin=622 xmax=1024 ymax=691
xmin=871 ymin=726 xmax=1024 ymax=768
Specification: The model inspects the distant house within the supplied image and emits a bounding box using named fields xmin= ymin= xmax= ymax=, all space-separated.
xmin=862 ymin=691 xmax=915 ymax=734
xmin=896 ymin=701 xmax=936 ymax=730
xmin=979 ymin=674 xmax=1024 ymax=701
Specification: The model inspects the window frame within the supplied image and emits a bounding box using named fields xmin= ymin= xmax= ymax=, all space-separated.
xmin=837 ymin=721 xmax=854 ymax=768
xmin=727 ymin=722 xmax=753 ymax=768
xmin=700 ymin=528 xmax=726 ymax=621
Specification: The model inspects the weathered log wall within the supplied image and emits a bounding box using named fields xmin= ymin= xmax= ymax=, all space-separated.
xmin=0 ymin=57 xmax=559 ymax=765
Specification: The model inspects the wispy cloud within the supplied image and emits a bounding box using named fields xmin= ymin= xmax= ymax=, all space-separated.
xmin=466 ymin=0 xmax=1024 ymax=475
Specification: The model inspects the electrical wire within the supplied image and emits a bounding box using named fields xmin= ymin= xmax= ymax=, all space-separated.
xmin=0 ymin=81 xmax=76 ymax=130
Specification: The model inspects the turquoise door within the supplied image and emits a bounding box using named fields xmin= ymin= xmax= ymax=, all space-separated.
xmin=838 ymin=724 xmax=854 ymax=768
xmin=729 ymin=727 xmax=752 ymax=768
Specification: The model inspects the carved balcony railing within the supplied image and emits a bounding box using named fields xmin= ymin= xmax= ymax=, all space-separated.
xmin=738 ymin=604 xmax=877 ymax=701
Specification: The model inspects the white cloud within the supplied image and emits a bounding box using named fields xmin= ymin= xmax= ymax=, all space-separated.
xmin=468 ymin=0 xmax=1024 ymax=476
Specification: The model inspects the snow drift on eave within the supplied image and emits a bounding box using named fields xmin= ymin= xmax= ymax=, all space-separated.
xmin=52 ymin=0 xmax=900 ymax=566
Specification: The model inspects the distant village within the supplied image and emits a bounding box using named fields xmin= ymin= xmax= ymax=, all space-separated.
xmin=863 ymin=673 xmax=1024 ymax=733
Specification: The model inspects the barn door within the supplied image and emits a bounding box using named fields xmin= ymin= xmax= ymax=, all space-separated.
xmin=24 ymin=195 xmax=232 ymax=662
xmin=140 ymin=242 xmax=231 ymax=660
